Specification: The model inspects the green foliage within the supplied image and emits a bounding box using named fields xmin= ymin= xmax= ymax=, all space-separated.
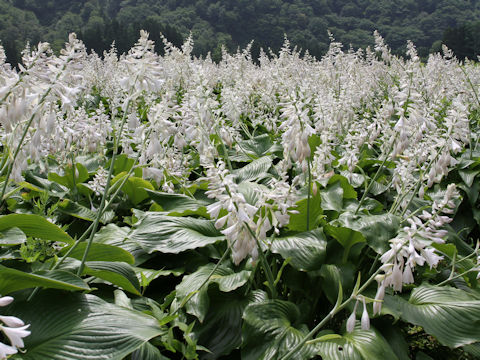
xmin=2 ymin=0 xmax=480 ymax=64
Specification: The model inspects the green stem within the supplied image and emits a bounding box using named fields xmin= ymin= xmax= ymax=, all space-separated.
xmin=306 ymin=159 xmax=311 ymax=231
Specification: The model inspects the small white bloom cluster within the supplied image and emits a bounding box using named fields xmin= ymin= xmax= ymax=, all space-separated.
xmin=88 ymin=167 xmax=109 ymax=196
xmin=373 ymin=184 xmax=458 ymax=314
xmin=205 ymin=161 xmax=259 ymax=265
xmin=0 ymin=296 xmax=30 ymax=359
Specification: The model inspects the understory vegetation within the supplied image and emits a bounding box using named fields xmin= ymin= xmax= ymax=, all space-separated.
xmin=0 ymin=31 xmax=479 ymax=359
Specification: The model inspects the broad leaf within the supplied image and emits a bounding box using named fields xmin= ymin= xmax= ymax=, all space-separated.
xmin=8 ymin=291 xmax=164 ymax=360
xmin=61 ymin=242 xmax=135 ymax=264
xmin=271 ymin=229 xmax=327 ymax=271
xmin=146 ymin=189 xmax=211 ymax=216
xmin=314 ymin=327 xmax=399 ymax=360
xmin=57 ymin=199 xmax=115 ymax=224
xmin=84 ymin=261 xmax=141 ymax=295
xmin=383 ymin=284 xmax=480 ymax=348
xmin=324 ymin=225 xmax=366 ymax=262
xmin=335 ymin=212 xmax=400 ymax=254
xmin=242 ymin=299 xmax=317 ymax=360
xmin=0 ymin=265 xmax=89 ymax=294
xmin=93 ymin=224 xmax=147 ymax=263
xmin=129 ymin=214 xmax=224 ymax=254
xmin=287 ymin=191 xmax=323 ymax=232
xmin=176 ymin=264 xmax=251 ymax=322
xmin=0 ymin=214 xmax=73 ymax=244
xmin=233 ymin=156 xmax=273 ymax=183
xmin=0 ymin=227 xmax=27 ymax=246
xmin=193 ymin=290 xmax=266 ymax=359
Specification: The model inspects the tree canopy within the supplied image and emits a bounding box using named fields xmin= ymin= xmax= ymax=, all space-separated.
xmin=1 ymin=0 xmax=479 ymax=64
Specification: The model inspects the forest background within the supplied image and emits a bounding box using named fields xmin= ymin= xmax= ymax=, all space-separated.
xmin=1 ymin=0 xmax=480 ymax=64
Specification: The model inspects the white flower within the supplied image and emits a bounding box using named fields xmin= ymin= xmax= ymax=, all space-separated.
xmin=0 ymin=343 xmax=17 ymax=359
xmin=0 ymin=297 xmax=13 ymax=307
xmin=1 ymin=325 xmax=31 ymax=348
xmin=346 ymin=300 xmax=358 ymax=333
xmin=0 ymin=316 xmax=24 ymax=328
xmin=361 ymin=297 xmax=370 ymax=330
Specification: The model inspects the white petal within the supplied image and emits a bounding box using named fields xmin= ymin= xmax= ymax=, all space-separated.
xmin=346 ymin=312 xmax=356 ymax=333
xmin=0 ymin=342 xmax=17 ymax=358
xmin=361 ymin=298 xmax=370 ymax=330
xmin=1 ymin=324 xmax=30 ymax=348
xmin=0 ymin=297 xmax=13 ymax=307
xmin=0 ymin=316 xmax=24 ymax=328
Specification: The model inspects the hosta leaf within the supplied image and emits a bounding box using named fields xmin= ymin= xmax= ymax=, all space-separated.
xmin=287 ymin=191 xmax=323 ymax=232
xmin=112 ymin=174 xmax=154 ymax=205
xmin=129 ymin=214 xmax=224 ymax=254
xmin=176 ymin=264 xmax=251 ymax=322
xmin=0 ymin=227 xmax=27 ymax=246
xmin=60 ymin=242 xmax=135 ymax=264
xmin=57 ymin=199 xmax=115 ymax=224
xmin=8 ymin=291 xmax=164 ymax=360
xmin=233 ymin=156 xmax=273 ymax=183
xmin=235 ymin=134 xmax=279 ymax=159
xmin=319 ymin=264 xmax=355 ymax=304
xmin=0 ymin=214 xmax=73 ymax=244
xmin=0 ymin=265 xmax=89 ymax=294
xmin=383 ymin=284 xmax=480 ymax=348
xmin=320 ymin=180 xmax=344 ymax=212
xmin=242 ymin=299 xmax=317 ymax=360
xmin=271 ymin=229 xmax=327 ymax=271
xmin=193 ymin=290 xmax=265 ymax=359
xmin=146 ymin=189 xmax=211 ymax=216
xmin=324 ymin=225 xmax=366 ymax=261
xmin=335 ymin=212 xmax=400 ymax=254
xmin=83 ymin=261 xmax=141 ymax=295
xmin=314 ymin=327 xmax=399 ymax=360
xmin=93 ymin=224 xmax=147 ymax=263
xmin=47 ymin=163 xmax=89 ymax=189
xmin=131 ymin=342 xmax=169 ymax=360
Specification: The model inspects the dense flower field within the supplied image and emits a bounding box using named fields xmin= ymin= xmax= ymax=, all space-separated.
xmin=0 ymin=31 xmax=479 ymax=359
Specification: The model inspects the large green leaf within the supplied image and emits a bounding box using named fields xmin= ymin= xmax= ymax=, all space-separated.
xmin=242 ymin=299 xmax=317 ymax=360
xmin=93 ymin=224 xmax=147 ymax=263
xmin=112 ymin=174 xmax=154 ymax=205
xmin=0 ymin=227 xmax=27 ymax=246
xmin=335 ymin=212 xmax=400 ymax=254
xmin=131 ymin=342 xmax=169 ymax=360
xmin=9 ymin=291 xmax=164 ymax=360
xmin=233 ymin=134 xmax=281 ymax=160
xmin=314 ymin=327 xmax=399 ymax=360
xmin=129 ymin=214 xmax=224 ymax=254
xmin=146 ymin=189 xmax=211 ymax=216
xmin=233 ymin=156 xmax=273 ymax=183
xmin=287 ymin=191 xmax=323 ymax=232
xmin=57 ymin=199 xmax=115 ymax=224
xmin=319 ymin=264 xmax=355 ymax=304
xmin=47 ymin=163 xmax=89 ymax=189
xmin=83 ymin=261 xmax=141 ymax=295
xmin=271 ymin=229 xmax=327 ymax=271
xmin=193 ymin=290 xmax=266 ymax=359
xmin=60 ymin=242 xmax=135 ymax=264
xmin=0 ymin=214 xmax=73 ymax=244
xmin=324 ymin=225 xmax=366 ymax=262
xmin=175 ymin=264 xmax=251 ymax=322
xmin=0 ymin=265 xmax=89 ymax=294
xmin=383 ymin=284 xmax=480 ymax=348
